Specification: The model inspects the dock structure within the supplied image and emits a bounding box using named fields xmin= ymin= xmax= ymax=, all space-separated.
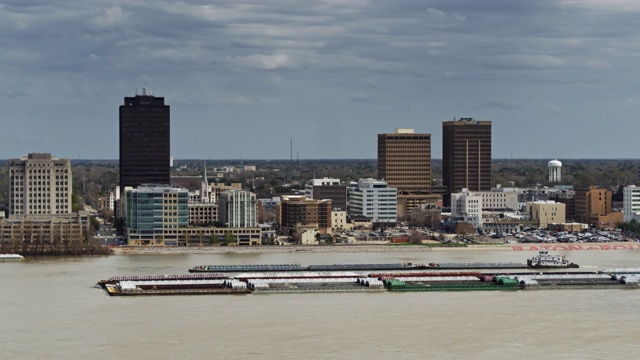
xmin=98 ymin=266 xmax=640 ymax=296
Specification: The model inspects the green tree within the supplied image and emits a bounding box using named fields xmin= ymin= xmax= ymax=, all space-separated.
xmin=223 ymin=231 xmax=235 ymax=245
xmin=89 ymin=217 xmax=100 ymax=234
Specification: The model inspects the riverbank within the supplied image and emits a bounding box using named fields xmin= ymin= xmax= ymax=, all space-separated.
xmin=110 ymin=241 xmax=640 ymax=255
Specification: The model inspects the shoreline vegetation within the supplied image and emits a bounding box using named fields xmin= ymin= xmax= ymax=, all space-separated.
xmin=110 ymin=241 xmax=640 ymax=255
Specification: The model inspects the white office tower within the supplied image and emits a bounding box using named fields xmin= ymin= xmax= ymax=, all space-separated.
xmin=548 ymin=159 xmax=562 ymax=183
xmin=349 ymin=179 xmax=397 ymax=223
xmin=623 ymin=185 xmax=640 ymax=222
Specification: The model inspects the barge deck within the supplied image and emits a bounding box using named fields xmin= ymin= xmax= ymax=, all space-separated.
xmin=98 ymin=267 xmax=640 ymax=296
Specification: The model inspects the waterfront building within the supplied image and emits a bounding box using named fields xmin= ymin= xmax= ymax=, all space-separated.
xmin=575 ymin=186 xmax=612 ymax=226
xmin=126 ymin=226 xmax=261 ymax=246
xmin=304 ymin=178 xmax=347 ymax=211
xmin=450 ymin=189 xmax=483 ymax=230
xmin=218 ymin=189 xmax=257 ymax=228
xmin=623 ymin=185 xmax=640 ymax=223
xmin=349 ymin=179 xmax=397 ymax=224
xmin=548 ymin=160 xmax=562 ymax=183
xmin=119 ymin=89 xmax=170 ymax=189
xmin=524 ymin=201 xmax=566 ymax=229
xmin=442 ymin=118 xmax=492 ymax=205
xmin=8 ymin=153 xmax=72 ymax=216
xmin=278 ymin=196 xmax=332 ymax=235
xmin=122 ymin=186 xmax=261 ymax=246
xmin=0 ymin=212 xmax=91 ymax=249
xmin=124 ymin=185 xmax=189 ymax=245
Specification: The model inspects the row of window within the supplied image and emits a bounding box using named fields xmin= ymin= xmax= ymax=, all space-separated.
xmin=10 ymin=204 xmax=68 ymax=210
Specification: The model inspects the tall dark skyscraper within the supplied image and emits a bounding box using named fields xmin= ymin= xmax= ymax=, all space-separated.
xmin=119 ymin=89 xmax=170 ymax=189
xmin=442 ymin=118 xmax=492 ymax=205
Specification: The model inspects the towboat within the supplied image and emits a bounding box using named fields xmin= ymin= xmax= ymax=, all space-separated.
xmin=527 ymin=249 xmax=578 ymax=268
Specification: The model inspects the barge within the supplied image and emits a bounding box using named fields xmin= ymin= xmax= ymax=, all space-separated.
xmin=189 ymin=263 xmax=420 ymax=273
xmin=99 ymin=268 xmax=640 ymax=297
xmin=0 ymin=254 xmax=25 ymax=262
xmin=98 ymin=276 xmax=251 ymax=296
xmin=189 ymin=261 xmax=541 ymax=273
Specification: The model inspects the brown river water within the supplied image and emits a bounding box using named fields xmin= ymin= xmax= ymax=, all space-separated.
xmin=2 ymin=249 xmax=640 ymax=359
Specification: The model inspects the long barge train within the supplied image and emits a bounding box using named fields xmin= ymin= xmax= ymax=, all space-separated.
xmin=98 ymin=268 xmax=640 ymax=296
xmin=98 ymin=258 xmax=640 ymax=298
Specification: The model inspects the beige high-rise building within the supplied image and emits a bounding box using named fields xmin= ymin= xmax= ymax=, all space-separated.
xmin=8 ymin=153 xmax=72 ymax=216
xmin=378 ymin=129 xmax=431 ymax=194
xmin=378 ymin=129 xmax=432 ymax=219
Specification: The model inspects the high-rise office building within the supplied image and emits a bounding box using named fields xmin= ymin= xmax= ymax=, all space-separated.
xmin=119 ymin=89 xmax=170 ymax=189
xmin=378 ymin=129 xmax=436 ymax=219
xmin=377 ymin=129 xmax=431 ymax=194
xmin=8 ymin=153 xmax=72 ymax=216
xmin=442 ymin=118 xmax=492 ymax=205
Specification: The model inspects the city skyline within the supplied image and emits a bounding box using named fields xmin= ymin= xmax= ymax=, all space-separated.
xmin=1 ymin=1 xmax=639 ymax=160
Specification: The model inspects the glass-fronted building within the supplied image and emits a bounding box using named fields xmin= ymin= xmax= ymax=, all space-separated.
xmin=124 ymin=185 xmax=189 ymax=244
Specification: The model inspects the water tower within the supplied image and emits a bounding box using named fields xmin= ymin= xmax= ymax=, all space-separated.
xmin=548 ymin=159 xmax=562 ymax=183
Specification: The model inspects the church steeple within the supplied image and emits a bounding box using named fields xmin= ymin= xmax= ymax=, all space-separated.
xmin=202 ymin=161 xmax=210 ymax=203
xmin=203 ymin=160 xmax=208 ymax=184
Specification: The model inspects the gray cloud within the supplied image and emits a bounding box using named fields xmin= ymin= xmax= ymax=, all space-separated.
xmin=1 ymin=0 xmax=640 ymax=159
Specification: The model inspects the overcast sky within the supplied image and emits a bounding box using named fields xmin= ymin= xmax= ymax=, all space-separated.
xmin=1 ymin=0 xmax=639 ymax=160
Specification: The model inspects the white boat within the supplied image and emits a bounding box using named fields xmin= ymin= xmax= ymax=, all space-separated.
xmin=527 ymin=250 xmax=578 ymax=268
xmin=0 ymin=254 xmax=26 ymax=262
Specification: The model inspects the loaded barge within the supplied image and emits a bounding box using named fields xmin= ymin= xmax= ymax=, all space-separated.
xmin=98 ymin=268 xmax=640 ymax=297
xmin=188 ymin=262 xmax=530 ymax=273
xmin=189 ymin=250 xmax=579 ymax=273
xmin=98 ymin=274 xmax=250 ymax=296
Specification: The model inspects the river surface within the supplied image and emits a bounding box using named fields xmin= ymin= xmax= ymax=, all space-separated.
xmin=2 ymin=249 xmax=640 ymax=359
